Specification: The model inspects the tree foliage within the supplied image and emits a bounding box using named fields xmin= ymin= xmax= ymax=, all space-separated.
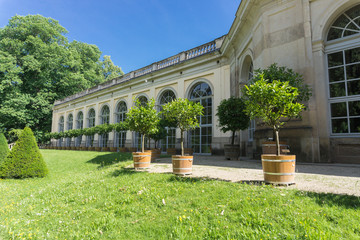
xmin=0 ymin=127 xmax=48 ymax=178
xmin=0 ymin=15 xmax=123 ymax=135
xmin=0 ymin=133 xmax=9 ymax=163
xmin=244 ymin=76 xmax=305 ymax=155
xmin=126 ymin=98 xmax=160 ymax=152
xmin=162 ymin=98 xmax=204 ymax=156
xmin=216 ymin=97 xmax=250 ymax=145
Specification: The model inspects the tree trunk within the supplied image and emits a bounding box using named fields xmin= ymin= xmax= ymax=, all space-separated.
xmin=142 ymin=134 xmax=145 ymax=153
xmin=274 ymin=127 xmax=280 ymax=156
xmin=181 ymin=130 xmax=184 ymax=156
xmin=231 ymin=131 xmax=235 ymax=145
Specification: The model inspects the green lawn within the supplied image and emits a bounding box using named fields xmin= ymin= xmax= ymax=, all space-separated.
xmin=0 ymin=150 xmax=359 ymax=239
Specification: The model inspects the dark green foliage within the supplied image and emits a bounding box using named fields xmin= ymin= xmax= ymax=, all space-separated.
xmin=0 ymin=133 xmax=9 ymax=162
xmin=216 ymin=96 xmax=250 ymax=145
xmin=250 ymin=63 xmax=312 ymax=103
xmin=0 ymin=127 xmax=48 ymax=178
xmin=149 ymin=119 xmax=169 ymax=148
xmin=0 ymin=15 xmax=123 ymax=135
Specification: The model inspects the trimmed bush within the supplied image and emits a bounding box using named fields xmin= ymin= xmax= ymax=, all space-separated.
xmin=0 ymin=133 xmax=9 ymax=162
xmin=0 ymin=127 xmax=48 ymax=179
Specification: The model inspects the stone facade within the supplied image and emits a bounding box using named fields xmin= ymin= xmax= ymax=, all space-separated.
xmin=52 ymin=0 xmax=360 ymax=163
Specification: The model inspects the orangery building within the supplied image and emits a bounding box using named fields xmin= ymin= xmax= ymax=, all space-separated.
xmin=52 ymin=0 xmax=360 ymax=164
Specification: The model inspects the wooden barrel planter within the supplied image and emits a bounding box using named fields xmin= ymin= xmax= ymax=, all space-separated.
xmin=110 ymin=147 xmax=117 ymax=152
xmin=172 ymin=155 xmax=193 ymax=175
xmin=224 ymin=144 xmax=240 ymax=160
xmin=262 ymin=141 xmax=289 ymax=155
xmin=146 ymin=149 xmax=161 ymax=162
xmin=132 ymin=152 xmax=151 ymax=170
xmin=128 ymin=147 xmax=137 ymax=153
xmin=88 ymin=147 xmax=96 ymax=151
xmin=71 ymin=147 xmax=76 ymax=150
xmin=95 ymin=147 xmax=101 ymax=152
xmin=261 ymin=154 xmax=296 ymax=185
xmin=167 ymin=148 xmax=177 ymax=155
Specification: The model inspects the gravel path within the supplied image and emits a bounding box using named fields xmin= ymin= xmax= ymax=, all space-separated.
xmin=147 ymin=156 xmax=360 ymax=197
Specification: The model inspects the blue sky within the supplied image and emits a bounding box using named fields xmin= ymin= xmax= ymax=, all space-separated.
xmin=0 ymin=0 xmax=241 ymax=73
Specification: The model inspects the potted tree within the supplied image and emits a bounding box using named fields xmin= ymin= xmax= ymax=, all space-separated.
xmin=244 ymin=76 xmax=306 ymax=185
xmin=162 ymin=98 xmax=203 ymax=175
xmin=126 ymin=98 xmax=160 ymax=170
xmin=216 ymin=96 xmax=250 ymax=160
xmin=250 ymin=64 xmax=312 ymax=154
xmin=148 ymin=118 xmax=169 ymax=162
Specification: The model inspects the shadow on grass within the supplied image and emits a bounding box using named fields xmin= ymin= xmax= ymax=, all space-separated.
xmin=167 ymin=175 xmax=266 ymax=186
xmin=111 ymin=167 xmax=139 ymax=177
xmin=87 ymin=152 xmax=132 ymax=168
xmin=298 ymin=191 xmax=360 ymax=209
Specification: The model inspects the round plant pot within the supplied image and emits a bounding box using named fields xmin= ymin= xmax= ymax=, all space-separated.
xmin=102 ymin=147 xmax=110 ymax=152
xmin=261 ymin=154 xmax=296 ymax=185
xmin=167 ymin=148 xmax=177 ymax=155
xmin=110 ymin=147 xmax=118 ymax=152
xmin=95 ymin=147 xmax=101 ymax=152
xmin=184 ymin=148 xmax=193 ymax=156
xmin=71 ymin=146 xmax=76 ymax=150
xmin=80 ymin=147 xmax=87 ymax=151
xmin=172 ymin=155 xmax=193 ymax=175
xmin=224 ymin=144 xmax=240 ymax=160
xmin=88 ymin=147 xmax=95 ymax=151
xmin=75 ymin=147 xmax=80 ymax=150
xmin=132 ymin=152 xmax=151 ymax=170
xmin=119 ymin=147 xmax=127 ymax=152
xmin=151 ymin=149 xmax=161 ymax=162
xmin=262 ymin=141 xmax=288 ymax=155
xmin=128 ymin=147 xmax=137 ymax=153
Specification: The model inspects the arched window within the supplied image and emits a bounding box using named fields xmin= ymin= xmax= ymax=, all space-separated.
xmin=115 ymin=101 xmax=127 ymax=148
xmin=158 ymin=90 xmax=176 ymax=152
xmin=67 ymin=114 xmax=73 ymax=130
xmin=136 ymin=95 xmax=148 ymax=107
xmin=326 ymin=5 xmax=360 ymax=135
xmin=327 ymin=5 xmax=360 ymax=41
xmin=58 ymin=116 xmax=64 ymax=147
xmin=76 ymin=112 xmax=84 ymax=147
xmin=87 ymin=109 xmax=96 ymax=147
xmin=188 ymin=82 xmax=212 ymax=154
xmin=100 ymin=105 xmax=110 ymax=124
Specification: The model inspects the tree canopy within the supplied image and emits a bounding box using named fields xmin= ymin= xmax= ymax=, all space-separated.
xmin=0 ymin=15 xmax=123 ymax=138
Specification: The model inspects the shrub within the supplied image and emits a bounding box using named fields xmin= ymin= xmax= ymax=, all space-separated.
xmin=0 ymin=133 xmax=9 ymax=162
xmin=0 ymin=127 xmax=48 ymax=179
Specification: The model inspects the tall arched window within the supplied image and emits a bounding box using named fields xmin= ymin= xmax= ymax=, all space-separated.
xmin=188 ymin=82 xmax=212 ymax=154
xmin=115 ymin=101 xmax=127 ymax=148
xmin=76 ymin=112 xmax=84 ymax=147
xmin=66 ymin=114 xmax=73 ymax=147
xmin=87 ymin=109 xmax=96 ymax=147
xmin=100 ymin=105 xmax=110 ymax=147
xmin=134 ymin=95 xmax=148 ymax=149
xmin=158 ymin=90 xmax=176 ymax=152
xmin=58 ymin=116 xmax=64 ymax=147
xmin=327 ymin=5 xmax=360 ymax=135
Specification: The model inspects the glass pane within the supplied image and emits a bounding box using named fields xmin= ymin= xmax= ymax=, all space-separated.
xmin=327 ymin=27 xmax=343 ymax=41
xmin=347 ymin=80 xmax=360 ymax=96
xmin=331 ymin=102 xmax=347 ymax=117
xmin=332 ymin=118 xmax=348 ymax=133
xmin=330 ymin=82 xmax=346 ymax=97
xmin=343 ymin=23 xmax=359 ymax=37
xmin=349 ymin=100 xmax=360 ymax=116
xmin=350 ymin=118 xmax=360 ymax=133
xmin=346 ymin=63 xmax=360 ymax=80
xmin=328 ymin=51 xmax=343 ymax=67
xmin=345 ymin=47 xmax=360 ymax=64
xmin=328 ymin=67 xmax=345 ymax=82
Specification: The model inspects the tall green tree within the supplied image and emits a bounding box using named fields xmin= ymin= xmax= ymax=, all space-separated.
xmin=0 ymin=15 xmax=123 ymax=135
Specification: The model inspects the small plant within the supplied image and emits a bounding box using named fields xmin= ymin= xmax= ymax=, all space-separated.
xmin=216 ymin=96 xmax=250 ymax=145
xmin=162 ymin=98 xmax=204 ymax=156
xmin=126 ymin=98 xmax=160 ymax=153
xmin=0 ymin=127 xmax=48 ymax=179
xmin=0 ymin=133 xmax=9 ymax=163
xmin=244 ymin=76 xmax=305 ymax=155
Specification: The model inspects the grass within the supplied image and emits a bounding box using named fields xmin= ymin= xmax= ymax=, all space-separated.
xmin=0 ymin=150 xmax=359 ymax=239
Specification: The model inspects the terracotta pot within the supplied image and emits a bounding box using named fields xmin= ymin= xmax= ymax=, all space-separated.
xmin=224 ymin=144 xmax=240 ymax=160
xmin=110 ymin=147 xmax=118 ymax=152
xmin=262 ymin=141 xmax=289 ymax=155
xmin=167 ymin=148 xmax=177 ymax=155
xmin=119 ymin=147 xmax=127 ymax=152
xmin=132 ymin=152 xmax=151 ymax=170
xmin=172 ymin=155 xmax=193 ymax=175
xmin=261 ymin=154 xmax=296 ymax=185
xmin=102 ymin=147 xmax=110 ymax=152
